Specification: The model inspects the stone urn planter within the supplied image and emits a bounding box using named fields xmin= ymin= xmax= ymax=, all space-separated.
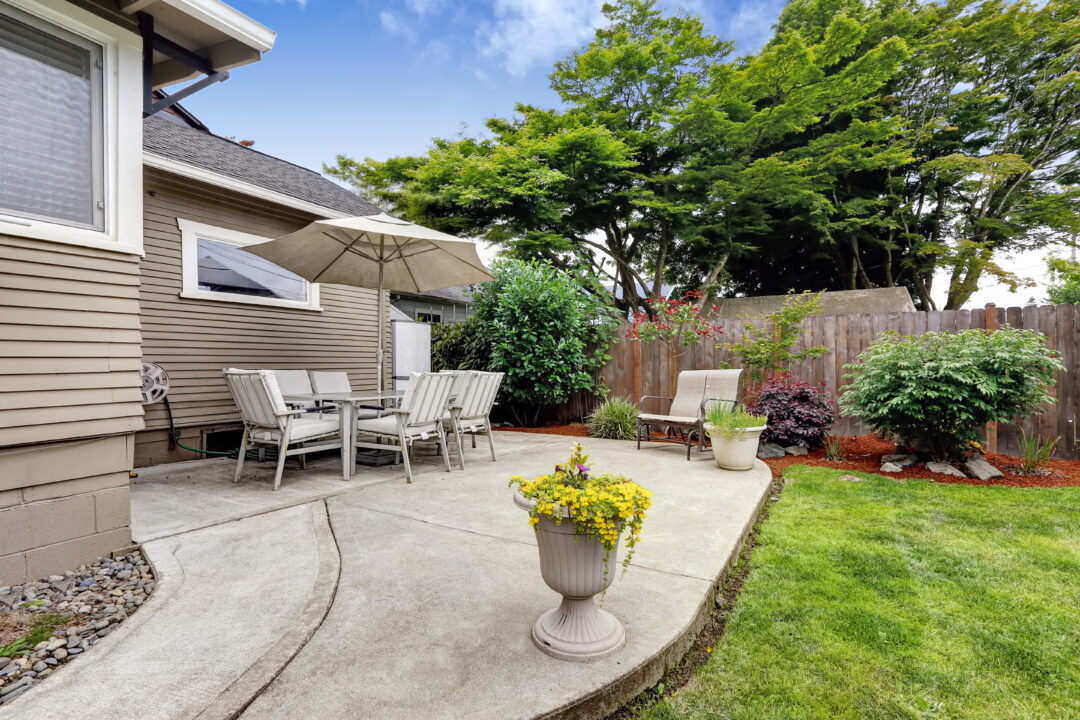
xmin=705 ymin=423 xmax=767 ymax=471
xmin=514 ymin=490 xmax=626 ymax=662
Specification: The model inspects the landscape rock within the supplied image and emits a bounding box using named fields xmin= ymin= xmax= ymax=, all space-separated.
xmin=963 ymin=455 xmax=1004 ymax=481
xmin=881 ymin=453 xmax=918 ymax=468
xmin=880 ymin=462 xmax=902 ymax=473
xmin=783 ymin=446 xmax=809 ymax=456
xmin=757 ymin=442 xmax=787 ymax=459
xmin=926 ymin=461 xmax=967 ymax=478
xmin=0 ymin=551 xmax=155 ymax=707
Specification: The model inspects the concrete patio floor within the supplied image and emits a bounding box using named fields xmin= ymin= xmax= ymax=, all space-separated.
xmin=3 ymin=432 xmax=772 ymax=720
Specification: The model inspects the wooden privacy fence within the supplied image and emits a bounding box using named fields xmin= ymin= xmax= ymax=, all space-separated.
xmin=566 ymin=304 xmax=1079 ymax=460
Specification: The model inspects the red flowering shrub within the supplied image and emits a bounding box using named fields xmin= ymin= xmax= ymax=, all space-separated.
xmin=745 ymin=373 xmax=836 ymax=448
xmin=627 ymin=290 xmax=725 ymax=391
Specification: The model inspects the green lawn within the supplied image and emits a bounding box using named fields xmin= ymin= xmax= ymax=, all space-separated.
xmin=641 ymin=466 xmax=1080 ymax=720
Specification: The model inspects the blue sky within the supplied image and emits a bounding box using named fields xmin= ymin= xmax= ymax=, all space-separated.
xmin=179 ymin=0 xmax=786 ymax=173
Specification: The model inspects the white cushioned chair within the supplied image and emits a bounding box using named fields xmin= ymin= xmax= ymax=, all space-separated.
xmin=223 ymin=368 xmax=343 ymax=490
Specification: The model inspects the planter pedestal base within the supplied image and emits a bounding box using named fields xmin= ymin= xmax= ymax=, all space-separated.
xmin=531 ymin=596 xmax=626 ymax=662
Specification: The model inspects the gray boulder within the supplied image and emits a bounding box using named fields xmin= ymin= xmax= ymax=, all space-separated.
xmin=963 ymin=455 xmax=1004 ymax=481
xmin=880 ymin=462 xmax=902 ymax=473
xmin=757 ymin=442 xmax=787 ymax=459
xmin=926 ymin=461 xmax=966 ymax=478
xmin=783 ymin=446 xmax=809 ymax=456
xmin=881 ymin=453 xmax=917 ymax=468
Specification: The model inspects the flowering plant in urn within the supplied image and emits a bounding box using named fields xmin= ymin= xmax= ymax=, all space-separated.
xmin=509 ymin=443 xmax=651 ymax=662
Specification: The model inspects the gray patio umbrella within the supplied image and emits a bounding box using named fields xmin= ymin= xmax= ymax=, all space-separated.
xmin=244 ymin=213 xmax=493 ymax=391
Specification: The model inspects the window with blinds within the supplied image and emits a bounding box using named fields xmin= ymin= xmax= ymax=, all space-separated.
xmin=0 ymin=3 xmax=105 ymax=231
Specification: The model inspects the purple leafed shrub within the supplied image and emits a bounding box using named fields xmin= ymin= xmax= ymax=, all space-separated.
xmin=745 ymin=374 xmax=836 ymax=448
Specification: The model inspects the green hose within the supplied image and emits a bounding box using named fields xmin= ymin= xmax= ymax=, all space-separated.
xmin=163 ymin=396 xmax=260 ymax=459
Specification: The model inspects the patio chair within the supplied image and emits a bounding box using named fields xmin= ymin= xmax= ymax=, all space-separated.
xmin=272 ymin=369 xmax=321 ymax=415
xmin=354 ymin=372 xmax=456 ymax=483
xmin=636 ymin=369 xmax=743 ymax=460
xmin=440 ymin=370 xmax=504 ymax=470
xmin=308 ymin=370 xmax=380 ymax=420
xmin=222 ymin=369 xmax=343 ymax=491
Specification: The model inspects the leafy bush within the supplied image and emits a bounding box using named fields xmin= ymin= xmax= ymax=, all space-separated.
xmin=430 ymin=315 xmax=492 ymax=372
xmin=473 ymin=259 xmax=618 ymax=426
xmin=704 ymin=403 xmax=768 ymax=440
xmin=726 ymin=291 xmax=828 ymax=386
xmin=746 ymin=373 xmax=836 ymax=448
xmin=841 ymin=328 xmax=1064 ymax=462
xmin=588 ymin=397 xmax=639 ymax=440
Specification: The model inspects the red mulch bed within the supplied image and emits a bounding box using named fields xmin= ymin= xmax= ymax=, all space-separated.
xmin=766 ymin=434 xmax=1080 ymax=488
xmin=495 ymin=422 xmax=591 ymax=437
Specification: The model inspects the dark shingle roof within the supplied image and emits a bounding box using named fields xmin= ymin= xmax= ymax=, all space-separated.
xmin=143 ymin=114 xmax=380 ymax=217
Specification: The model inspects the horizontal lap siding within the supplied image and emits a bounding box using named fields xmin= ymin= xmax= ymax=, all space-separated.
xmin=0 ymin=235 xmax=143 ymax=447
xmin=137 ymin=169 xmax=385 ymax=461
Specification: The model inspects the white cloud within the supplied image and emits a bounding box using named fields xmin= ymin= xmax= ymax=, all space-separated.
xmin=477 ymin=0 xmax=606 ymax=77
xmin=380 ymin=10 xmax=417 ymax=41
xmin=406 ymin=0 xmax=446 ymax=18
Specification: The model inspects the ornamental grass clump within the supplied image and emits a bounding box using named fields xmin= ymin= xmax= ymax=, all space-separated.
xmin=704 ymin=403 xmax=768 ymax=440
xmin=509 ymin=443 xmax=651 ymax=567
xmin=587 ymin=397 xmax=639 ymax=440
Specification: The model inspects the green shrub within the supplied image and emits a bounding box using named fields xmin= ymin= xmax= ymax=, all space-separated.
xmin=473 ymin=259 xmax=618 ymax=426
xmin=430 ymin=315 xmax=492 ymax=372
xmin=726 ymin=291 xmax=828 ymax=387
xmin=1046 ymin=256 xmax=1080 ymax=305
xmin=841 ymin=328 xmax=1063 ymax=462
xmin=587 ymin=397 xmax=639 ymax=440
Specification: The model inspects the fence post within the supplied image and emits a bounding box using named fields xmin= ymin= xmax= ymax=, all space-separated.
xmin=632 ymin=339 xmax=641 ymax=404
xmin=984 ymin=303 xmax=999 ymax=453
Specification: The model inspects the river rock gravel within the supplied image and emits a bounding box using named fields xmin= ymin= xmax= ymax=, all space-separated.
xmin=0 ymin=552 xmax=154 ymax=706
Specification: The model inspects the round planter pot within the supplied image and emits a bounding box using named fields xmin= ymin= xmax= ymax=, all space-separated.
xmin=514 ymin=491 xmax=626 ymax=662
xmin=705 ymin=424 xmax=767 ymax=471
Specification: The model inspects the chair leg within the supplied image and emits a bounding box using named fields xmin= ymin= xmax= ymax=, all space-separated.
xmin=486 ymin=425 xmax=497 ymax=462
xmin=234 ymin=428 xmax=249 ymax=483
xmin=686 ymin=430 xmax=693 ymax=461
xmin=454 ymin=423 xmax=466 ymax=471
xmin=273 ymin=439 xmax=288 ymax=491
xmin=438 ymin=428 xmax=451 ymax=472
xmin=400 ymin=432 xmax=414 ymax=483
xmin=471 ymin=434 xmax=477 ymax=449
xmin=299 ymin=442 xmax=307 ymax=469
xmin=636 ymin=420 xmax=642 ymax=450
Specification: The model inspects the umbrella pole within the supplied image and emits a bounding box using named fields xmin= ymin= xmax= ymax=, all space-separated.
xmin=377 ymin=263 xmax=384 ymax=395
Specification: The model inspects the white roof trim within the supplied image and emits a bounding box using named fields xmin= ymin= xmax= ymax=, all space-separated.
xmin=125 ymin=0 xmax=275 ymax=53
xmin=143 ymin=152 xmax=349 ymax=219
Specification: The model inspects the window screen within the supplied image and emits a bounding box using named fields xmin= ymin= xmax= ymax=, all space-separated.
xmin=197 ymin=237 xmax=309 ymax=302
xmin=0 ymin=4 xmax=104 ymax=230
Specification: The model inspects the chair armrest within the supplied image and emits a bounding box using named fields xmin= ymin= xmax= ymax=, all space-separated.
xmin=639 ymin=395 xmax=673 ymax=410
xmin=275 ymin=408 xmax=305 ymax=417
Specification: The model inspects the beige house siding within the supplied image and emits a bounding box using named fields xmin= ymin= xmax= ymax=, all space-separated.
xmin=136 ymin=168 xmax=385 ymax=466
xmin=0 ymin=234 xmax=142 ymax=585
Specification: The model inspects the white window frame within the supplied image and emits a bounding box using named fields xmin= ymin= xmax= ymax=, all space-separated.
xmin=0 ymin=0 xmax=143 ymax=256
xmin=178 ymin=218 xmax=322 ymax=311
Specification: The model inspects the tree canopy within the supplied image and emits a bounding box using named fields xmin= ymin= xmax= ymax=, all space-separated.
xmin=327 ymin=0 xmax=1080 ymax=312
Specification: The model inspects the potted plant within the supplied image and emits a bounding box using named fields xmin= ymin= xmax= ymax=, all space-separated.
xmin=704 ymin=403 xmax=768 ymax=471
xmin=509 ymin=443 xmax=651 ymax=662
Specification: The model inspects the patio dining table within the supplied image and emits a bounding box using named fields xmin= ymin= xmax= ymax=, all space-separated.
xmin=282 ymin=391 xmax=404 ymax=479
